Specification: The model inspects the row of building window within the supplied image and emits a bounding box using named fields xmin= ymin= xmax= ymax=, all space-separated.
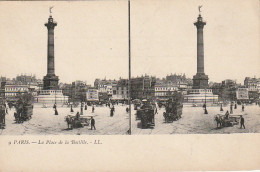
xmin=155 ymin=92 xmax=172 ymax=96
xmin=155 ymin=87 xmax=177 ymax=91
xmin=113 ymin=90 xmax=128 ymax=95
xmin=5 ymin=93 xmax=18 ymax=96
xmin=5 ymin=87 xmax=28 ymax=91
xmin=191 ymin=89 xmax=212 ymax=93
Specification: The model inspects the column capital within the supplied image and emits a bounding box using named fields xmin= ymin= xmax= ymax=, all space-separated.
xmin=45 ymin=16 xmax=57 ymax=29
xmin=194 ymin=15 xmax=206 ymax=29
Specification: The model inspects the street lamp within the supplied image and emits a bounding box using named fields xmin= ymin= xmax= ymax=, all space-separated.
xmin=127 ymin=0 xmax=131 ymax=135
xmin=80 ymin=94 xmax=83 ymax=115
xmin=204 ymin=88 xmax=208 ymax=114
xmin=54 ymin=90 xmax=58 ymax=115
xmin=70 ymin=85 xmax=73 ymax=112
xmin=70 ymin=102 xmax=74 ymax=112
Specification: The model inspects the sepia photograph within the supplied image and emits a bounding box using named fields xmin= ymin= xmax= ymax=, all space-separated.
xmin=0 ymin=0 xmax=260 ymax=171
xmin=0 ymin=0 xmax=259 ymax=136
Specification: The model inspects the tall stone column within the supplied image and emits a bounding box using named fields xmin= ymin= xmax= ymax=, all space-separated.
xmin=43 ymin=15 xmax=59 ymax=90
xmin=193 ymin=14 xmax=208 ymax=89
xmin=46 ymin=16 xmax=56 ymax=75
xmin=195 ymin=14 xmax=205 ymax=74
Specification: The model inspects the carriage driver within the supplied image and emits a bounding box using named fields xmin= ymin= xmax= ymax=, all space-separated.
xmin=225 ymin=110 xmax=230 ymax=119
xmin=141 ymin=99 xmax=149 ymax=109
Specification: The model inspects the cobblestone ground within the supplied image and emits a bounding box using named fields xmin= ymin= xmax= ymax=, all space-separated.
xmin=1 ymin=104 xmax=259 ymax=135
xmin=1 ymin=104 xmax=129 ymax=135
xmin=132 ymin=104 xmax=260 ymax=134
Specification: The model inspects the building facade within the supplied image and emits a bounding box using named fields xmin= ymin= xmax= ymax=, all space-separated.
xmin=86 ymin=88 xmax=99 ymax=102
xmin=112 ymin=79 xmax=128 ymax=101
xmin=244 ymin=77 xmax=260 ymax=92
xmin=155 ymin=83 xmax=178 ymax=100
xmin=4 ymin=84 xmax=29 ymax=101
xmin=130 ymin=75 xmax=156 ymax=100
xmin=244 ymin=77 xmax=260 ymax=101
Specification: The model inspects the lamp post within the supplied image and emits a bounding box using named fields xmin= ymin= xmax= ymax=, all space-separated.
xmin=127 ymin=0 xmax=131 ymax=135
xmin=70 ymin=85 xmax=73 ymax=112
xmin=54 ymin=90 xmax=58 ymax=115
xmin=204 ymin=88 xmax=208 ymax=114
xmin=80 ymin=94 xmax=83 ymax=115
xmin=70 ymin=102 xmax=74 ymax=112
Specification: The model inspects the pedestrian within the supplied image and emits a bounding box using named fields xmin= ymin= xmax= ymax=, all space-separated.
xmin=90 ymin=117 xmax=96 ymax=130
xmin=240 ymin=115 xmax=245 ymax=129
xmin=234 ymin=103 xmax=237 ymax=109
xmin=220 ymin=104 xmax=223 ymax=111
xmin=85 ymin=104 xmax=87 ymax=110
xmin=126 ymin=107 xmax=129 ymax=113
xmin=110 ymin=107 xmax=114 ymax=117
xmin=92 ymin=105 xmax=95 ymax=113
xmin=230 ymin=104 xmax=233 ymax=114
xmin=242 ymin=104 xmax=245 ymax=112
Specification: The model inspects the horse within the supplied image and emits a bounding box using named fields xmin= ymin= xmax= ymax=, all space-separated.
xmin=214 ymin=115 xmax=223 ymax=128
xmin=65 ymin=116 xmax=73 ymax=129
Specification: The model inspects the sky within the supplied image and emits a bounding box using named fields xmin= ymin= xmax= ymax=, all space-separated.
xmin=0 ymin=0 xmax=259 ymax=85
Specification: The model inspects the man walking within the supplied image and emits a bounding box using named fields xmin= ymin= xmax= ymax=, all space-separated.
xmin=90 ymin=117 xmax=96 ymax=130
xmin=240 ymin=115 xmax=245 ymax=129
xmin=242 ymin=104 xmax=245 ymax=112
xmin=92 ymin=105 xmax=95 ymax=113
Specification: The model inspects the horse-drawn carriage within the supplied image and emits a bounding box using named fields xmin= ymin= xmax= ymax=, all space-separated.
xmin=214 ymin=114 xmax=241 ymax=128
xmin=136 ymin=100 xmax=156 ymax=128
xmin=14 ymin=105 xmax=33 ymax=123
xmin=133 ymin=99 xmax=142 ymax=110
xmin=140 ymin=108 xmax=155 ymax=129
xmin=136 ymin=108 xmax=142 ymax=120
xmin=0 ymin=104 xmax=6 ymax=129
xmin=14 ymin=92 xmax=34 ymax=123
xmin=65 ymin=114 xmax=92 ymax=129
xmin=163 ymin=91 xmax=183 ymax=123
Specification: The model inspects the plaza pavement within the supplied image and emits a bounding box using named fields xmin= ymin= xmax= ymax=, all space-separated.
xmin=1 ymin=103 xmax=259 ymax=135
